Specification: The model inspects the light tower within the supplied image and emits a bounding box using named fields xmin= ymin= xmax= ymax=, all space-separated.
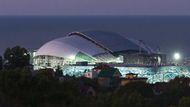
xmin=173 ymin=52 xmax=181 ymax=65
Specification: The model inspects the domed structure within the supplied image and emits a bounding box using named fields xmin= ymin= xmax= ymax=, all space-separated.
xmin=33 ymin=31 xmax=165 ymax=70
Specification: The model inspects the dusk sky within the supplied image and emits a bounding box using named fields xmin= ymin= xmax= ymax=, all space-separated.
xmin=0 ymin=0 xmax=190 ymax=16
xmin=0 ymin=0 xmax=190 ymax=59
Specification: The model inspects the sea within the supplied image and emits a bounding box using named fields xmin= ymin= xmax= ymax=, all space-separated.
xmin=0 ymin=16 xmax=190 ymax=59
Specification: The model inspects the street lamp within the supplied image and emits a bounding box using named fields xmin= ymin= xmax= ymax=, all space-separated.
xmin=173 ymin=52 xmax=181 ymax=61
xmin=173 ymin=52 xmax=181 ymax=65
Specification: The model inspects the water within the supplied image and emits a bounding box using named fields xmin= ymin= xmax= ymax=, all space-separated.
xmin=0 ymin=16 xmax=190 ymax=58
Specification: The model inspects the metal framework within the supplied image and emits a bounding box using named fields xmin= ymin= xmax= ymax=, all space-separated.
xmin=68 ymin=32 xmax=115 ymax=55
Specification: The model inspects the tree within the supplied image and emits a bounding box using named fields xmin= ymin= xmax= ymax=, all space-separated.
xmin=0 ymin=55 xmax=2 ymax=70
xmin=55 ymin=66 xmax=63 ymax=77
xmin=126 ymin=91 xmax=144 ymax=107
xmin=4 ymin=46 xmax=30 ymax=69
xmin=179 ymin=97 xmax=190 ymax=107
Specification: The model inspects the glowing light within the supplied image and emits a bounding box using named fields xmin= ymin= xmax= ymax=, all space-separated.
xmin=69 ymin=55 xmax=75 ymax=60
xmin=24 ymin=53 xmax=27 ymax=56
xmin=173 ymin=52 xmax=181 ymax=60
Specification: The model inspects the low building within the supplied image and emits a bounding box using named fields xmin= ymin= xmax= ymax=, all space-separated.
xmin=83 ymin=69 xmax=99 ymax=79
xmin=83 ymin=64 xmax=111 ymax=79
xmin=121 ymin=73 xmax=148 ymax=86
xmin=125 ymin=73 xmax=138 ymax=79
xmin=118 ymin=50 xmax=166 ymax=65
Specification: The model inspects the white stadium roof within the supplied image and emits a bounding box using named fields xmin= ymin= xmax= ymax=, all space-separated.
xmin=36 ymin=31 xmax=155 ymax=59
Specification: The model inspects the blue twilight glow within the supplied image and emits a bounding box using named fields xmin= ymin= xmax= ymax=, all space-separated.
xmin=63 ymin=66 xmax=190 ymax=83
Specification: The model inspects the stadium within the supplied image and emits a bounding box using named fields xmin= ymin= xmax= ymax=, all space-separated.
xmin=31 ymin=31 xmax=190 ymax=83
xmin=32 ymin=31 xmax=166 ymax=70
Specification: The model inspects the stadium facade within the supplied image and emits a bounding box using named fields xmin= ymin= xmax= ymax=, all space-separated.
xmin=32 ymin=31 xmax=166 ymax=70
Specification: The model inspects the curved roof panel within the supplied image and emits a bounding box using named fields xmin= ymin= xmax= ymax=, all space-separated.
xmin=36 ymin=31 xmax=155 ymax=59
xmin=55 ymin=36 xmax=109 ymax=56
xmin=36 ymin=40 xmax=80 ymax=59
xmin=36 ymin=34 xmax=112 ymax=59
xmin=69 ymin=31 xmax=154 ymax=53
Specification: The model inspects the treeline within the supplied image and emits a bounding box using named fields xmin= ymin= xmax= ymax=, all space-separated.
xmin=0 ymin=46 xmax=30 ymax=70
xmin=0 ymin=68 xmax=190 ymax=107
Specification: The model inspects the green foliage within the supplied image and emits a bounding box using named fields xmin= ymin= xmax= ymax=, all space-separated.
xmin=114 ymin=82 xmax=154 ymax=97
xmin=0 ymin=68 xmax=190 ymax=107
xmin=0 ymin=68 xmax=87 ymax=107
xmin=0 ymin=55 xmax=2 ymax=70
xmin=55 ymin=66 xmax=63 ymax=77
xmin=179 ymin=97 xmax=190 ymax=107
xmin=98 ymin=67 xmax=121 ymax=78
xmin=127 ymin=91 xmax=144 ymax=107
xmin=111 ymin=82 xmax=154 ymax=107
xmin=4 ymin=46 xmax=30 ymax=69
xmin=111 ymin=91 xmax=146 ymax=107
